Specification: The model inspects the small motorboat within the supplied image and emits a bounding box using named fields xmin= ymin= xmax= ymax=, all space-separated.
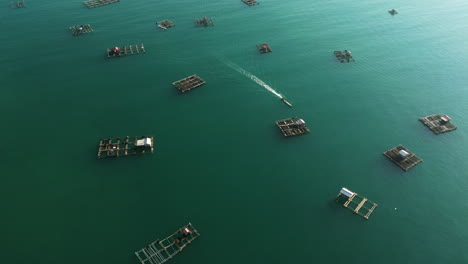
xmin=281 ymin=97 xmax=293 ymax=107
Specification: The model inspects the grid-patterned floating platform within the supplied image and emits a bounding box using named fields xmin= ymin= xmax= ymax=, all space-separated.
xmin=334 ymin=50 xmax=355 ymax=63
xmin=107 ymin=44 xmax=145 ymax=58
xmin=336 ymin=188 xmax=378 ymax=220
xmin=242 ymin=0 xmax=259 ymax=6
xmin=419 ymin=114 xmax=457 ymax=135
xmin=157 ymin=20 xmax=175 ymax=30
xmin=11 ymin=0 xmax=26 ymax=8
xmin=383 ymin=145 xmax=422 ymax=171
xmin=97 ymin=136 xmax=154 ymax=158
xmin=135 ymin=223 xmax=200 ymax=264
xmin=276 ymin=117 xmax=310 ymax=137
xmin=83 ymin=0 xmax=119 ymax=8
xmin=257 ymin=44 xmax=272 ymax=53
xmin=388 ymin=9 xmax=398 ymax=15
xmin=70 ymin=24 xmax=93 ymax=36
xmin=173 ymin=74 xmax=205 ymax=93
xmin=194 ymin=17 xmax=214 ymax=27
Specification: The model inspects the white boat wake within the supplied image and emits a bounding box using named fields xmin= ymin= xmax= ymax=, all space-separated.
xmin=220 ymin=58 xmax=282 ymax=98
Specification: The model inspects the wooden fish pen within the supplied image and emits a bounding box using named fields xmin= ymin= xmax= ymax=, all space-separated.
xmin=419 ymin=114 xmax=457 ymax=135
xmin=257 ymin=44 xmax=272 ymax=53
xmin=70 ymin=24 xmax=93 ymax=36
xmin=336 ymin=188 xmax=378 ymax=220
xmin=242 ymin=0 xmax=259 ymax=6
xmin=11 ymin=0 xmax=25 ymax=8
xmin=83 ymin=0 xmax=119 ymax=8
xmin=157 ymin=20 xmax=175 ymax=30
xmin=334 ymin=50 xmax=355 ymax=63
xmin=107 ymin=44 xmax=145 ymax=58
xmin=276 ymin=117 xmax=310 ymax=137
xmin=194 ymin=17 xmax=214 ymax=27
xmin=97 ymin=136 xmax=154 ymax=158
xmin=173 ymin=74 xmax=205 ymax=93
xmin=135 ymin=223 xmax=200 ymax=264
xmin=388 ymin=9 xmax=398 ymax=15
xmin=383 ymin=145 xmax=422 ymax=171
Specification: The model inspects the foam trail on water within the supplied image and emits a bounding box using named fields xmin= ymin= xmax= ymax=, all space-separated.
xmin=221 ymin=58 xmax=282 ymax=98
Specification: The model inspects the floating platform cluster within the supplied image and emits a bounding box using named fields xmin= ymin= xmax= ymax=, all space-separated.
xmin=419 ymin=114 xmax=457 ymax=135
xmin=135 ymin=223 xmax=200 ymax=264
xmin=70 ymin=24 xmax=93 ymax=36
xmin=172 ymin=75 xmax=206 ymax=93
xmin=276 ymin=117 xmax=310 ymax=137
xmin=157 ymin=20 xmax=175 ymax=30
xmin=107 ymin=44 xmax=145 ymax=58
xmin=11 ymin=0 xmax=25 ymax=8
xmin=97 ymin=136 xmax=154 ymax=158
xmin=336 ymin=188 xmax=378 ymax=220
xmin=242 ymin=0 xmax=259 ymax=6
xmin=388 ymin=9 xmax=398 ymax=15
xmin=13 ymin=0 xmax=461 ymax=259
xmin=383 ymin=145 xmax=423 ymax=171
xmin=194 ymin=17 xmax=214 ymax=27
xmin=83 ymin=0 xmax=120 ymax=8
xmin=257 ymin=44 xmax=272 ymax=54
xmin=334 ymin=50 xmax=355 ymax=63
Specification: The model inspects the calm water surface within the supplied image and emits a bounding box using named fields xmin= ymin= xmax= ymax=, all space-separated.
xmin=1 ymin=0 xmax=468 ymax=263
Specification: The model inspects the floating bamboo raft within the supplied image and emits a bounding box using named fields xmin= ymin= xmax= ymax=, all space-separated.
xmin=157 ymin=20 xmax=175 ymax=30
xmin=383 ymin=145 xmax=422 ymax=171
xmin=334 ymin=50 xmax=355 ymax=63
xmin=83 ymin=0 xmax=119 ymax=8
xmin=172 ymin=74 xmax=205 ymax=93
xmin=11 ymin=0 xmax=25 ymax=8
xmin=107 ymin=44 xmax=145 ymax=58
xmin=276 ymin=117 xmax=310 ymax=137
xmin=257 ymin=44 xmax=272 ymax=53
xmin=97 ymin=136 xmax=154 ymax=158
xmin=135 ymin=223 xmax=200 ymax=264
xmin=242 ymin=0 xmax=259 ymax=6
xmin=194 ymin=17 xmax=214 ymax=27
xmin=419 ymin=114 xmax=457 ymax=135
xmin=70 ymin=24 xmax=93 ymax=36
xmin=388 ymin=9 xmax=398 ymax=15
xmin=336 ymin=188 xmax=378 ymax=220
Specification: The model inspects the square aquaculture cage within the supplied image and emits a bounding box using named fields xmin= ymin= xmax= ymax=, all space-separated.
xmin=172 ymin=74 xmax=206 ymax=93
xmin=257 ymin=44 xmax=272 ymax=53
xmin=97 ymin=136 xmax=154 ymax=158
xmin=194 ymin=17 xmax=214 ymax=27
xmin=276 ymin=117 xmax=310 ymax=137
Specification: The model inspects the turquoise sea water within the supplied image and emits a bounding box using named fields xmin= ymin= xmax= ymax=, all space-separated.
xmin=1 ymin=0 xmax=468 ymax=263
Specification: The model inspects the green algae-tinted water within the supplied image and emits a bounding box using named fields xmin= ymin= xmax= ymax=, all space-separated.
xmin=1 ymin=0 xmax=468 ymax=263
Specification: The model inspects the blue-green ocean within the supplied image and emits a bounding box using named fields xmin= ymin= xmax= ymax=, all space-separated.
xmin=1 ymin=0 xmax=468 ymax=263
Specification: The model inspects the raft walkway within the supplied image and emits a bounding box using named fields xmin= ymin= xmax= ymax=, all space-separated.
xmin=107 ymin=44 xmax=145 ymax=58
xmin=336 ymin=188 xmax=378 ymax=220
xmin=135 ymin=223 xmax=200 ymax=264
